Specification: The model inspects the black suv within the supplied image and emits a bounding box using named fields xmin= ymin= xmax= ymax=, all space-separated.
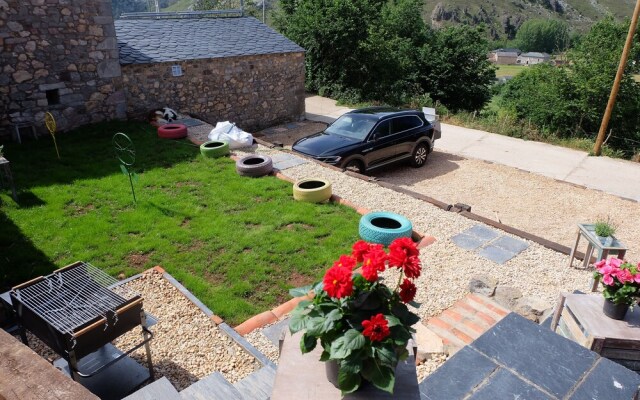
xmin=292 ymin=107 xmax=441 ymax=173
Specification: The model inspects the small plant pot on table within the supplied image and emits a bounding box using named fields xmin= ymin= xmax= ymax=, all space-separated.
xmin=200 ymin=141 xmax=230 ymax=158
xmin=293 ymin=178 xmax=332 ymax=203
xmin=359 ymin=211 xmax=413 ymax=246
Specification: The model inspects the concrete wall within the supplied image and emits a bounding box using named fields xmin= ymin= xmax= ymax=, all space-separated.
xmin=121 ymin=52 xmax=306 ymax=131
xmin=0 ymin=0 xmax=126 ymax=136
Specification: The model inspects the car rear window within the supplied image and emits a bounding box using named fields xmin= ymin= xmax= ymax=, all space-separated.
xmin=391 ymin=116 xmax=422 ymax=134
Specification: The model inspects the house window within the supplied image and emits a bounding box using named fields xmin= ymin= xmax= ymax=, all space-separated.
xmin=46 ymin=89 xmax=60 ymax=105
xmin=171 ymin=65 xmax=183 ymax=77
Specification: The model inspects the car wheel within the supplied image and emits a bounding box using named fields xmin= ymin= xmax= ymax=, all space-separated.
xmin=344 ymin=159 xmax=364 ymax=174
xmin=293 ymin=178 xmax=332 ymax=203
xmin=236 ymin=155 xmax=273 ymax=177
xmin=359 ymin=211 xmax=413 ymax=246
xmin=410 ymin=143 xmax=429 ymax=168
xmin=200 ymin=141 xmax=230 ymax=158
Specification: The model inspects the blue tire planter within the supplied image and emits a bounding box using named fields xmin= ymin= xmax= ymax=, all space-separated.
xmin=359 ymin=211 xmax=413 ymax=246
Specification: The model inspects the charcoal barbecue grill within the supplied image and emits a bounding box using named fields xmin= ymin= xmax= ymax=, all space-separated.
xmin=10 ymin=261 xmax=154 ymax=380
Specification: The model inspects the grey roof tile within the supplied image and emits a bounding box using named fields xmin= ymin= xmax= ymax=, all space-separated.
xmin=114 ymin=17 xmax=305 ymax=65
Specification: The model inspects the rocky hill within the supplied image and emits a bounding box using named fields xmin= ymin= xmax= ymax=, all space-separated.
xmin=425 ymin=0 xmax=636 ymax=39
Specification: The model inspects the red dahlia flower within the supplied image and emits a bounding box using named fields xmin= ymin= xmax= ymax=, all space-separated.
xmin=323 ymin=265 xmax=354 ymax=298
xmin=399 ymin=279 xmax=417 ymax=303
xmin=352 ymin=240 xmax=372 ymax=262
xmin=389 ymin=237 xmax=419 ymax=258
xmin=362 ymin=313 xmax=390 ymax=342
xmin=333 ymin=255 xmax=357 ymax=270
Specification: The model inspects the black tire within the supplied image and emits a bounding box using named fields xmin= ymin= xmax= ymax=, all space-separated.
xmin=410 ymin=143 xmax=429 ymax=168
xmin=200 ymin=141 xmax=230 ymax=158
xmin=344 ymin=159 xmax=364 ymax=174
xmin=236 ymin=155 xmax=273 ymax=177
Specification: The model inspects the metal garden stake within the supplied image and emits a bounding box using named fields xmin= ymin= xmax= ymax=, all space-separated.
xmin=45 ymin=112 xmax=61 ymax=159
xmin=113 ymin=132 xmax=138 ymax=203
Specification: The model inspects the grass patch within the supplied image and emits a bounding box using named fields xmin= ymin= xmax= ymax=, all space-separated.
xmin=162 ymin=0 xmax=192 ymax=11
xmin=496 ymin=64 xmax=527 ymax=78
xmin=0 ymin=121 xmax=360 ymax=325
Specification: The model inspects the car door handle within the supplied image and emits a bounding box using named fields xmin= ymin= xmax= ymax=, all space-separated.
xmin=362 ymin=148 xmax=373 ymax=153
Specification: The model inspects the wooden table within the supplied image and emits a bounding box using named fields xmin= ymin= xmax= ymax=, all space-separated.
xmin=567 ymin=223 xmax=627 ymax=290
xmin=551 ymin=293 xmax=640 ymax=372
xmin=271 ymin=331 xmax=420 ymax=399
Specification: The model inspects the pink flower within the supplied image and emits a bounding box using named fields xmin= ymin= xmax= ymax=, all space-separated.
xmin=616 ymin=268 xmax=634 ymax=284
xmin=602 ymin=274 xmax=614 ymax=286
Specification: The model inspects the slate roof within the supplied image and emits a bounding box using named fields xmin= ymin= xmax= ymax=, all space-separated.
xmin=114 ymin=17 xmax=305 ymax=65
xmin=520 ymin=52 xmax=551 ymax=58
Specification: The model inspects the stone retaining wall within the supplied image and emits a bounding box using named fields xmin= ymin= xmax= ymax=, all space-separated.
xmin=0 ymin=0 xmax=126 ymax=136
xmin=121 ymin=52 xmax=305 ymax=131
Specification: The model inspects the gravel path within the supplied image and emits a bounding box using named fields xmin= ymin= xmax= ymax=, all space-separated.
xmin=113 ymin=271 xmax=259 ymax=391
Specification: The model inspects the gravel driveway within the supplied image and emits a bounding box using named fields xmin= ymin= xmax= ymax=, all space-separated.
xmin=371 ymin=149 xmax=639 ymax=262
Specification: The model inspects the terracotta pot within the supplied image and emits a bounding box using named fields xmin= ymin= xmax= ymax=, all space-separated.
xmin=603 ymin=299 xmax=628 ymax=320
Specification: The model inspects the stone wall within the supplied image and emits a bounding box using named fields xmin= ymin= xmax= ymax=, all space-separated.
xmin=0 ymin=0 xmax=126 ymax=137
xmin=121 ymin=52 xmax=305 ymax=131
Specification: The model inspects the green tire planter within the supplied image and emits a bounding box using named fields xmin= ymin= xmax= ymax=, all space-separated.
xmin=200 ymin=141 xmax=230 ymax=158
xmin=293 ymin=178 xmax=332 ymax=203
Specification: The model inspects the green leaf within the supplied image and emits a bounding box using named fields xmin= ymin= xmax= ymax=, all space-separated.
xmin=314 ymin=281 xmax=324 ymax=294
xmin=289 ymin=285 xmax=313 ymax=297
xmin=289 ymin=313 xmax=308 ymax=334
xmin=375 ymin=346 xmax=398 ymax=367
xmin=321 ymin=308 xmax=342 ymax=333
xmin=340 ymin=358 xmax=362 ymax=374
xmin=300 ymin=333 xmax=317 ymax=353
xmin=306 ymin=317 xmax=326 ymax=336
xmin=319 ymin=350 xmax=331 ymax=362
xmin=338 ymin=368 xmax=361 ymax=394
xmin=131 ymin=172 xmax=139 ymax=183
xmin=120 ymin=164 xmax=129 ymax=175
xmin=330 ymin=329 xmax=365 ymax=359
xmin=386 ymin=315 xmax=402 ymax=327
xmin=362 ymin=360 xmax=395 ymax=394
xmin=408 ymin=300 xmax=422 ymax=308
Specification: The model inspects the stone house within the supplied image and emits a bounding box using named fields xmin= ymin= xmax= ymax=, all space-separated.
xmin=115 ymin=17 xmax=306 ymax=131
xmin=488 ymin=48 xmax=521 ymax=65
xmin=0 ymin=1 xmax=305 ymax=137
xmin=517 ymin=52 xmax=551 ymax=66
xmin=0 ymin=0 xmax=126 ymax=137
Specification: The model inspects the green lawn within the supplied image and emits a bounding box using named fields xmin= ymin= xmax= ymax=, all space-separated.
xmin=0 ymin=121 xmax=361 ymax=325
xmin=496 ymin=64 xmax=527 ymax=78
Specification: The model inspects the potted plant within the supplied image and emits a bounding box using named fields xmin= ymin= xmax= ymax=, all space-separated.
xmin=289 ymin=238 xmax=423 ymax=395
xmin=593 ymin=257 xmax=640 ymax=320
xmin=594 ymin=217 xmax=617 ymax=246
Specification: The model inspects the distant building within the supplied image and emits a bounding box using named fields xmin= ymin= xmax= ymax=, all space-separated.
xmin=488 ymin=48 xmax=521 ymax=65
xmin=517 ymin=52 xmax=551 ymax=66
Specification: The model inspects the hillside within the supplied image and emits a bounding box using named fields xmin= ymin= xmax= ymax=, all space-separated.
xmin=425 ymin=0 xmax=636 ymax=39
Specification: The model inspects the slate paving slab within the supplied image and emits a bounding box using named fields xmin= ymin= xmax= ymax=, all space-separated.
xmin=450 ymin=225 xmax=529 ymax=264
xmin=270 ymin=153 xmax=307 ymax=170
xmin=419 ymin=313 xmax=640 ymax=400
xmin=261 ymin=318 xmax=290 ymax=347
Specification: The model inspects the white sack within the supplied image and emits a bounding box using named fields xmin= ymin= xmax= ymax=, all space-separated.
xmin=207 ymin=121 xmax=254 ymax=149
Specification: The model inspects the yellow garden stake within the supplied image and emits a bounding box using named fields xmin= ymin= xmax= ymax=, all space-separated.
xmin=45 ymin=112 xmax=61 ymax=160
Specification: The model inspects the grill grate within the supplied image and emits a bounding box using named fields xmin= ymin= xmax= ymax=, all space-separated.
xmin=13 ymin=262 xmax=136 ymax=335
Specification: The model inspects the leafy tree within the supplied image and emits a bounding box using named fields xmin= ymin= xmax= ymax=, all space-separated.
xmin=274 ymin=0 xmax=494 ymax=110
xmin=569 ymin=16 xmax=640 ymax=151
xmin=111 ymin=0 xmax=147 ymax=18
xmin=500 ymin=64 xmax=577 ymax=134
xmin=421 ymin=25 xmax=496 ymax=111
xmin=516 ymin=19 xmax=570 ymax=53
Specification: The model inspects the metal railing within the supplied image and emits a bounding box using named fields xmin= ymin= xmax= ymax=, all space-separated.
xmin=120 ymin=7 xmax=244 ymax=19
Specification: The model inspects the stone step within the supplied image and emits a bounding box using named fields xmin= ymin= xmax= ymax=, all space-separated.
xmin=123 ymin=377 xmax=181 ymax=400
xmin=233 ymin=366 xmax=276 ymax=400
xmin=180 ymin=372 xmax=243 ymax=400
xmin=426 ymin=294 xmax=510 ymax=355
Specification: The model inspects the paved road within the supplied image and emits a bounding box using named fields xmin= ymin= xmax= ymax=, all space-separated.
xmin=305 ymin=95 xmax=640 ymax=202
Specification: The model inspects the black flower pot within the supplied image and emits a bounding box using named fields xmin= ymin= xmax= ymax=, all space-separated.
xmin=325 ymin=360 xmax=339 ymax=388
xmin=603 ymin=299 xmax=628 ymax=320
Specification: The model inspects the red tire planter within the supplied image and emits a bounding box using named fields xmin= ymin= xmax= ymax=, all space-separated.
xmin=157 ymin=124 xmax=188 ymax=139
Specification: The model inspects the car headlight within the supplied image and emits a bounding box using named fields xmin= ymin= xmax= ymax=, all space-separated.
xmin=316 ymin=156 xmax=342 ymax=164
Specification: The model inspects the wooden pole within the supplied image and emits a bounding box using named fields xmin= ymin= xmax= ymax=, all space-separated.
xmin=593 ymin=0 xmax=640 ymax=156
